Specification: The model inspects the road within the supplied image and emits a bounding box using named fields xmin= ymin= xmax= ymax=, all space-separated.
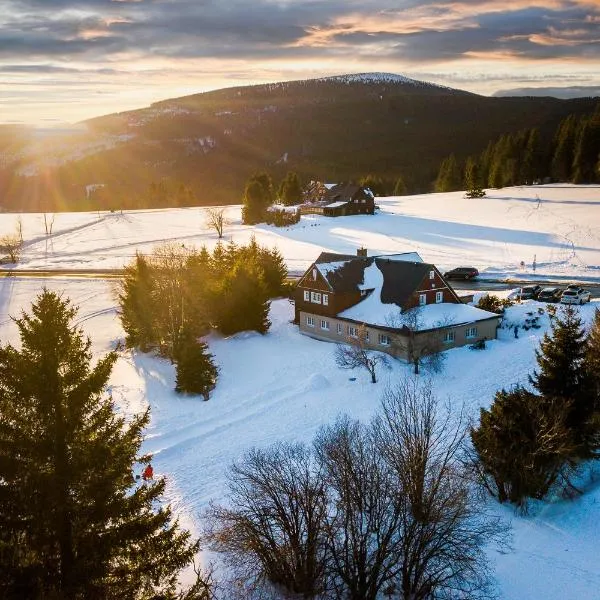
xmin=2 ymin=269 xmax=600 ymax=299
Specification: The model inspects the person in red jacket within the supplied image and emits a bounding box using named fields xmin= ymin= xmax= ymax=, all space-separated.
xmin=142 ymin=464 xmax=154 ymax=481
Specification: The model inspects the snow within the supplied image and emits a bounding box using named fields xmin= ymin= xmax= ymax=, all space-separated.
xmin=2 ymin=185 xmax=600 ymax=282
xmin=325 ymin=200 xmax=348 ymax=208
xmin=2 ymin=185 xmax=600 ymax=597
xmin=342 ymin=297 xmax=499 ymax=330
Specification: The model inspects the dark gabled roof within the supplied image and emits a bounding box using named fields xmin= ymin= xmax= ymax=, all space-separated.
xmin=375 ymin=258 xmax=431 ymax=306
xmin=315 ymin=251 xmax=362 ymax=264
xmin=309 ymin=251 xmax=433 ymax=308
xmin=324 ymin=183 xmax=372 ymax=203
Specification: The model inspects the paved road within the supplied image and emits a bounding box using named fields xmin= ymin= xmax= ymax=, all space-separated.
xmin=2 ymin=269 xmax=600 ymax=299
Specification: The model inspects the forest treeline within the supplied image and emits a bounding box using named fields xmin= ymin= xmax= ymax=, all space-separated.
xmin=435 ymin=102 xmax=600 ymax=192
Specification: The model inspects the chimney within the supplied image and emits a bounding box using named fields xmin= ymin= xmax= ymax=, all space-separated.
xmin=357 ymin=247 xmax=367 ymax=257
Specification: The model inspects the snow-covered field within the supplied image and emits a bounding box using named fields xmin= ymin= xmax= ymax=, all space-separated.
xmin=2 ymin=184 xmax=600 ymax=281
xmin=2 ymin=184 xmax=600 ymax=598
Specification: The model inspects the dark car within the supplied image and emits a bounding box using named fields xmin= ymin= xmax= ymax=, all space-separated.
xmin=518 ymin=285 xmax=542 ymax=300
xmin=537 ymin=287 xmax=562 ymax=303
xmin=443 ymin=267 xmax=479 ymax=280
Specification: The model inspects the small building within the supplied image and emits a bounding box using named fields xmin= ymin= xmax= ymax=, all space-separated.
xmin=300 ymin=183 xmax=375 ymax=217
xmin=295 ymin=250 xmax=500 ymax=361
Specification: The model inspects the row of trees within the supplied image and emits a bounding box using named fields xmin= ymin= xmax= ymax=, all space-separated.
xmin=206 ymin=379 xmax=504 ymax=599
xmin=0 ymin=290 xmax=212 ymax=599
xmin=435 ymin=102 xmax=600 ymax=192
xmin=471 ymin=306 xmax=600 ymax=506
xmin=118 ymin=238 xmax=287 ymax=396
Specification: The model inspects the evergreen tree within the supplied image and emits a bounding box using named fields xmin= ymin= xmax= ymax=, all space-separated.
xmin=392 ymin=176 xmax=407 ymax=196
xmin=530 ymin=305 xmax=595 ymax=456
xmin=434 ymin=154 xmax=462 ymax=192
xmin=215 ymin=261 xmax=271 ymax=335
xmin=258 ymin=247 xmax=288 ymax=298
xmin=551 ymin=114 xmax=578 ymax=182
xmin=583 ymin=308 xmax=600 ymax=414
xmin=0 ymin=290 xmax=209 ymax=599
xmin=464 ymin=157 xmax=486 ymax=198
xmin=278 ymin=171 xmax=302 ymax=206
xmin=175 ymin=330 xmax=218 ymax=399
xmin=118 ymin=252 xmax=156 ymax=351
xmin=572 ymin=106 xmax=600 ymax=183
xmin=359 ymin=174 xmax=385 ymax=196
xmin=242 ymin=174 xmax=272 ymax=224
xmin=471 ymin=387 xmax=573 ymax=506
xmin=522 ymin=128 xmax=544 ymax=184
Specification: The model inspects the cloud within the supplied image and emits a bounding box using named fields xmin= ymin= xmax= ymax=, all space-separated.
xmin=1 ymin=0 xmax=599 ymax=122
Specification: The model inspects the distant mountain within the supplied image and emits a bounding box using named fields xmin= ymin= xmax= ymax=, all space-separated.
xmin=0 ymin=74 xmax=597 ymax=211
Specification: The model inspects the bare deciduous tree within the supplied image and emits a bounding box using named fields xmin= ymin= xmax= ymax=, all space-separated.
xmin=0 ymin=218 xmax=24 ymax=263
xmin=315 ymin=417 xmax=404 ymax=600
xmin=43 ymin=213 xmax=55 ymax=236
xmin=205 ymin=443 xmax=329 ymax=599
xmin=334 ymin=324 xmax=388 ymax=383
xmin=375 ymin=379 xmax=506 ymax=599
xmin=206 ymin=207 xmax=228 ymax=239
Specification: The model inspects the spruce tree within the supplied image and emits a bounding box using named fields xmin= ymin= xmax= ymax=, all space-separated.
xmin=175 ymin=330 xmax=218 ymax=399
xmin=530 ymin=305 xmax=595 ymax=455
xmin=551 ymin=114 xmax=578 ymax=182
xmin=118 ymin=252 xmax=156 ymax=351
xmin=215 ymin=261 xmax=271 ymax=335
xmin=434 ymin=154 xmax=461 ymax=192
xmin=583 ymin=308 xmax=600 ymax=415
xmin=0 ymin=290 xmax=209 ymax=599
xmin=278 ymin=171 xmax=303 ymax=206
xmin=572 ymin=106 xmax=600 ymax=184
xmin=471 ymin=387 xmax=572 ymax=506
xmin=393 ymin=176 xmax=407 ymax=196
xmin=464 ymin=157 xmax=486 ymax=198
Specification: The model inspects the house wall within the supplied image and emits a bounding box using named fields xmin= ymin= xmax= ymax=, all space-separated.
xmin=295 ymin=265 xmax=362 ymax=321
xmin=298 ymin=310 xmax=500 ymax=360
xmin=405 ymin=267 xmax=461 ymax=310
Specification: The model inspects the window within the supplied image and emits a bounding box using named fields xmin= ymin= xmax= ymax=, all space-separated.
xmin=311 ymin=291 xmax=321 ymax=304
xmin=306 ymin=316 xmax=315 ymax=327
xmin=379 ymin=334 xmax=390 ymax=346
xmin=436 ymin=291 xmax=443 ymax=303
xmin=466 ymin=326 xmax=478 ymax=339
xmin=419 ymin=294 xmax=427 ymax=306
xmin=337 ymin=323 xmax=343 ymax=335
xmin=348 ymin=326 xmax=358 ymax=338
xmin=361 ymin=198 xmax=366 ymax=204
xmin=323 ymin=294 xmax=329 ymax=306
xmin=303 ymin=290 xmax=310 ymax=302
xmin=365 ymin=330 xmax=370 ymax=342
xmin=321 ymin=320 xmax=329 ymax=331
xmin=443 ymin=331 xmax=455 ymax=343
xmin=429 ymin=270 xmax=435 ymax=280
xmin=312 ymin=268 xmax=317 ymax=280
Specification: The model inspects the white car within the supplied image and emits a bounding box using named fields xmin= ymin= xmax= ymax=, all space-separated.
xmin=560 ymin=288 xmax=591 ymax=305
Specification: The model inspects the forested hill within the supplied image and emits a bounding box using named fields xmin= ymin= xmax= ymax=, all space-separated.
xmin=0 ymin=73 xmax=597 ymax=211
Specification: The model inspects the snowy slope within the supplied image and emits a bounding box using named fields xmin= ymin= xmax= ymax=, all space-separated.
xmin=2 ymin=185 xmax=600 ymax=597
xmin=1 ymin=274 xmax=600 ymax=599
xmin=1 ymin=184 xmax=600 ymax=282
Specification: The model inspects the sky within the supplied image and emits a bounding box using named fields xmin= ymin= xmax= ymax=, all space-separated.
xmin=1 ymin=0 xmax=599 ymax=125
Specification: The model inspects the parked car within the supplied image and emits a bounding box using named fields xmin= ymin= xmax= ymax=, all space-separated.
xmin=537 ymin=287 xmax=563 ymax=303
xmin=560 ymin=288 xmax=591 ymax=305
xmin=518 ymin=285 xmax=542 ymax=300
xmin=443 ymin=267 xmax=479 ymax=280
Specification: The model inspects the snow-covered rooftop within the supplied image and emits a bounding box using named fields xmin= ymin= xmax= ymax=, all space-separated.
xmin=341 ymin=299 xmax=499 ymax=330
xmin=325 ymin=201 xmax=348 ymax=208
